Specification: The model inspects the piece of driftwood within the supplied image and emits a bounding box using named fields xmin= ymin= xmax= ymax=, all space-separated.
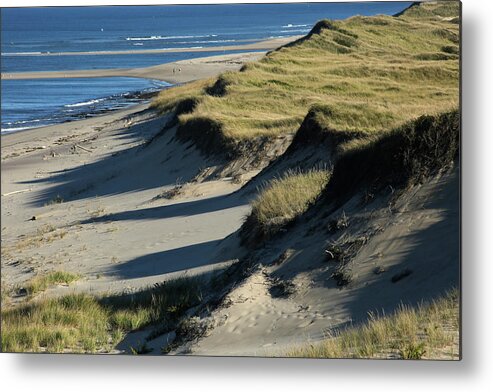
xmin=2 ymin=188 xmax=31 ymax=197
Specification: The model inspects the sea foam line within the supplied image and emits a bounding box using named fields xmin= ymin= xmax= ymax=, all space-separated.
xmin=1 ymin=126 xmax=35 ymax=133
xmin=125 ymin=34 xmax=218 ymax=41
xmin=64 ymin=98 xmax=105 ymax=108
xmin=282 ymin=23 xmax=309 ymax=28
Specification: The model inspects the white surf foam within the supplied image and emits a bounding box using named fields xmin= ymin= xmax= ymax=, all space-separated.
xmin=125 ymin=34 xmax=218 ymax=41
xmin=64 ymin=98 xmax=105 ymax=108
xmin=282 ymin=23 xmax=309 ymax=28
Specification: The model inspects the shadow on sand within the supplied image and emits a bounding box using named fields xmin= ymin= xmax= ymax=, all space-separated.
xmin=272 ymin=167 xmax=460 ymax=327
xmin=80 ymin=192 xmax=245 ymax=224
xmin=19 ymin=114 xmax=206 ymax=207
xmin=106 ymin=239 xmax=226 ymax=279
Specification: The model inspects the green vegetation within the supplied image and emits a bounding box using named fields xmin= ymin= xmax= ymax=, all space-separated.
xmin=24 ymin=271 xmax=80 ymax=296
xmin=240 ymin=108 xmax=459 ymax=248
xmin=2 ymin=294 xmax=114 ymax=353
xmin=1 ymin=282 xmax=10 ymax=309
xmin=396 ymin=1 xmax=460 ymax=20
xmin=242 ymin=169 xmax=330 ymax=245
xmin=287 ymin=290 xmax=459 ymax=359
xmin=325 ymin=110 xmax=459 ymax=202
xmin=152 ymin=2 xmax=459 ymax=155
xmin=1 ymin=277 xmax=203 ymax=353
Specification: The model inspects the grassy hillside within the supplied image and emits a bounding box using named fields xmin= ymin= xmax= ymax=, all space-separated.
xmin=152 ymin=1 xmax=459 ymax=154
xmin=241 ymin=109 xmax=459 ymax=246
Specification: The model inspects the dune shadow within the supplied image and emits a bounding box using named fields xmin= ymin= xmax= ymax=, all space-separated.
xmin=19 ymin=116 xmax=205 ymax=207
xmin=345 ymin=209 xmax=459 ymax=326
xmin=108 ymin=239 xmax=225 ymax=279
xmin=80 ymin=192 xmax=246 ymax=224
xmin=109 ymin=108 xmax=171 ymax=142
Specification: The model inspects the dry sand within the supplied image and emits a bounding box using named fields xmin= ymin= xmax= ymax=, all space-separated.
xmin=183 ymin=168 xmax=460 ymax=356
xmin=1 ymin=51 xmax=263 ymax=299
xmin=1 ymin=104 xmax=252 ymax=296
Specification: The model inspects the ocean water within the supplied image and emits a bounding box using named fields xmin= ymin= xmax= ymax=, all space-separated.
xmin=1 ymin=78 xmax=170 ymax=133
xmin=0 ymin=2 xmax=411 ymax=133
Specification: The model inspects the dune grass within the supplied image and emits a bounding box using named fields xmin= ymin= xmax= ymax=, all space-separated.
xmin=2 ymin=294 xmax=114 ymax=353
xmin=1 ymin=277 xmax=204 ymax=353
xmin=242 ymin=169 xmax=330 ymax=244
xmin=23 ymin=271 xmax=80 ymax=297
xmin=152 ymin=1 xmax=459 ymax=150
xmin=287 ymin=290 xmax=459 ymax=360
xmin=252 ymin=169 xmax=330 ymax=226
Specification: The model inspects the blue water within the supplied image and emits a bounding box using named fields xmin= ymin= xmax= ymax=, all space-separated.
xmin=1 ymin=2 xmax=411 ymax=133
xmin=1 ymin=78 xmax=170 ymax=133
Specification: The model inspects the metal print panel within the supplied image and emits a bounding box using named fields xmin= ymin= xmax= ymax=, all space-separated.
xmin=0 ymin=1 xmax=461 ymax=359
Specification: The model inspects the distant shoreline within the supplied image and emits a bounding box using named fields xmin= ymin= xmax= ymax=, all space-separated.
xmin=1 ymin=36 xmax=301 ymax=84
xmin=1 ymin=51 xmax=267 ymax=84
xmin=1 ymin=35 xmax=301 ymax=57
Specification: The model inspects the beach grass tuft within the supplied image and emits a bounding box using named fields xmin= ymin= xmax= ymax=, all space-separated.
xmin=242 ymin=169 xmax=330 ymax=245
xmin=23 ymin=271 xmax=81 ymax=297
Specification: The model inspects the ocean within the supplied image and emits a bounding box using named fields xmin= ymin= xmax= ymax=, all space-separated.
xmin=0 ymin=2 xmax=411 ymax=133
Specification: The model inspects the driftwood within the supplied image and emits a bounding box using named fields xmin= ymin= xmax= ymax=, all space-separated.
xmin=2 ymin=188 xmax=31 ymax=197
xmin=74 ymin=144 xmax=92 ymax=153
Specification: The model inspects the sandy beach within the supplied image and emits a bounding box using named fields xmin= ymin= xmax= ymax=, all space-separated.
xmin=1 ymin=50 xmax=266 ymax=301
xmin=1 ymin=103 xmax=251 ymax=294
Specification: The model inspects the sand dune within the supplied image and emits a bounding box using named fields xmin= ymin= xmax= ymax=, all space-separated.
xmin=185 ymin=167 xmax=460 ymax=356
xmin=1 ymin=44 xmax=459 ymax=356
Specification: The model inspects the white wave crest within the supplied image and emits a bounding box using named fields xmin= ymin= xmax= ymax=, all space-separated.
xmin=64 ymin=98 xmax=104 ymax=108
xmin=279 ymin=28 xmax=311 ymax=34
xmin=125 ymin=34 xmax=217 ymax=41
xmin=1 ymin=51 xmax=43 ymax=56
xmin=1 ymin=126 xmax=33 ymax=133
xmin=282 ymin=23 xmax=309 ymax=28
